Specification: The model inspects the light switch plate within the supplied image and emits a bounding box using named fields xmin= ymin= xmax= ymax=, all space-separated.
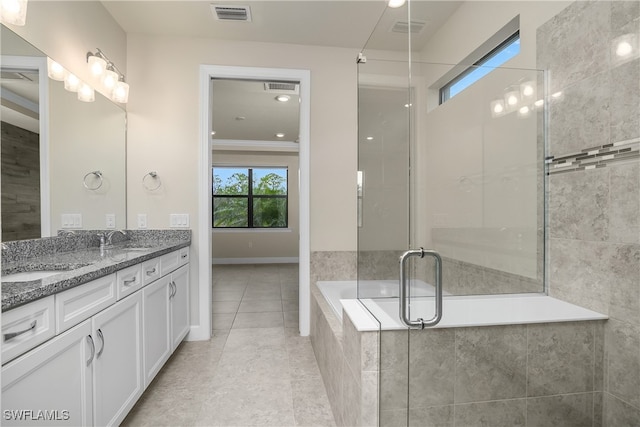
xmin=169 ymin=214 xmax=189 ymax=228
xmin=137 ymin=214 xmax=148 ymax=229
xmin=61 ymin=214 xmax=82 ymax=229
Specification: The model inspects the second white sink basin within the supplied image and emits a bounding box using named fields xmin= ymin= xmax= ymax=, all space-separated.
xmin=2 ymin=270 xmax=64 ymax=282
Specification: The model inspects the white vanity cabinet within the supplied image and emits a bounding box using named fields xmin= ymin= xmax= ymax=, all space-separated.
xmin=91 ymin=292 xmax=143 ymax=427
xmin=142 ymin=256 xmax=190 ymax=387
xmin=1 ymin=320 xmax=94 ymax=426
xmin=1 ymin=247 xmax=190 ymax=427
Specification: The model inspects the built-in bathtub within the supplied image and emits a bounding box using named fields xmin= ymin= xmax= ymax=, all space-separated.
xmin=316 ymin=280 xmax=607 ymax=331
xmin=311 ymin=280 xmax=609 ymax=426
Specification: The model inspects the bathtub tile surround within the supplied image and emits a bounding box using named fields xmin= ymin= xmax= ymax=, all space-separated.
xmin=538 ymin=1 xmax=640 ymax=423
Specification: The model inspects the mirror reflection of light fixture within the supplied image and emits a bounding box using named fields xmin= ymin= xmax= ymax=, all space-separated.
xmin=78 ymin=82 xmax=95 ymax=102
xmin=388 ymin=0 xmax=405 ymax=8
xmin=490 ymin=99 xmax=506 ymax=118
xmin=275 ymin=133 xmax=285 ymax=138
xmin=0 ymin=0 xmax=27 ymax=26
xmin=612 ymin=33 xmax=639 ymax=66
xmin=520 ymin=81 xmax=536 ymax=100
xmin=64 ymin=73 xmax=81 ymax=92
xmin=275 ymin=95 xmax=290 ymax=102
xmin=87 ymin=48 xmax=129 ymax=103
xmin=47 ymin=58 xmax=66 ymax=81
xmin=504 ymin=86 xmax=520 ymax=110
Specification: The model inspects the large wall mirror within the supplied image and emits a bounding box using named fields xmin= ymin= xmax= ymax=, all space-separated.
xmin=1 ymin=24 xmax=126 ymax=242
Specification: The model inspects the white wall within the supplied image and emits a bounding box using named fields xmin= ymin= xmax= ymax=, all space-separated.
xmin=126 ymin=34 xmax=359 ymax=324
xmin=212 ymin=150 xmax=299 ymax=261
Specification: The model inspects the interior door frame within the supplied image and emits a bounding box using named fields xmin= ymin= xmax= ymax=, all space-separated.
xmin=196 ymin=65 xmax=311 ymax=340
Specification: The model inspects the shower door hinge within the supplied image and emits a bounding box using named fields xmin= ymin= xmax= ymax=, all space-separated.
xmin=357 ymin=53 xmax=367 ymax=63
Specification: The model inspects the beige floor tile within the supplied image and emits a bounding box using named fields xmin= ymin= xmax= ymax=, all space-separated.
xmin=238 ymin=299 xmax=283 ymax=313
xmin=233 ymin=311 xmax=284 ymax=329
xmin=212 ymin=300 xmax=241 ymax=314
xmin=127 ymin=264 xmax=335 ymax=427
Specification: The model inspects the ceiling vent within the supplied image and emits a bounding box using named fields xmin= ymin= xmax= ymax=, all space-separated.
xmin=390 ymin=20 xmax=428 ymax=34
xmin=0 ymin=70 xmax=36 ymax=82
xmin=264 ymin=82 xmax=299 ymax=94
xmin=211 ymin=5 xmax=252 ymax=22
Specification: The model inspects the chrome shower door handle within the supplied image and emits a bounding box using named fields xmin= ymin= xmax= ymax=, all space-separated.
xmin=399 ymin=248 xmax=443 ymax=329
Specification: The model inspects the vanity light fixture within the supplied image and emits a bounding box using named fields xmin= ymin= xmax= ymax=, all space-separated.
xmin=47 ymin=58 xmax=66 ymax=81
xmin=0 ymin=0 xmax=27 ymax=26
xmin=87 ymin=48 xmax=129 ymax=103
xmin=64 ymin=73 xmax=81 ymax=92
xmin=78 ymin=82 xmax=95 ymax=102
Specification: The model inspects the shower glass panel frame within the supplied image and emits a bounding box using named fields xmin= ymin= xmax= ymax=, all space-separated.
xmin=356 ymin=0 xmax=548 ymax=425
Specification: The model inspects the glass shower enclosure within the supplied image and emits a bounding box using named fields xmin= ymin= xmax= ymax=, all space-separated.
xmin=357 ymin=1 xmax=546 ymax=424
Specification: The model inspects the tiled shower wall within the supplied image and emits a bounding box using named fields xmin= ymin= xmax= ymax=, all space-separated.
xmin=538 ymin=1 xmax=640 ymax=424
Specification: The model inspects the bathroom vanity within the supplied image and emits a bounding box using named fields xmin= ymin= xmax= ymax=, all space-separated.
xmin=1 ymin=231 xmax=191 ymax=426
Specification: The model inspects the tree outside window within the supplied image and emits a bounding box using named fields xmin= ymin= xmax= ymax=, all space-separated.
xmin=212 ymin=167 xmax=288 ymax=228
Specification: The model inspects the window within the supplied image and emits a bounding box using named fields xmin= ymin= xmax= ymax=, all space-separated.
xmin=212 ymin=166 xmax=288 ymax=228
xmin=440 ymin=31 xmax=520 ymax=104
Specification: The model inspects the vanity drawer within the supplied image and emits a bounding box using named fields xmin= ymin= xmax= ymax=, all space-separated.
xmin=160 ymin=250 xmax=180 ymax=275
xmin=2 ymin=296 xmax=56 ymax=365
xmin=116 ymin=264 xmax=143 ymax=300
xmin=178 ymin=247 xmax=190 ymax=266
xmin=56 ymin=274 xmax=117 ymax=334
xmin=141 ymin=257 xmax=162 ymax=286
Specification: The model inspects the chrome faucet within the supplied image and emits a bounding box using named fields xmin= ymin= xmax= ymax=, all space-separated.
xmin=97 ymin=230 xmax=127 ymax=250
xmin=106 ymin=230 xmax=127 ymax=246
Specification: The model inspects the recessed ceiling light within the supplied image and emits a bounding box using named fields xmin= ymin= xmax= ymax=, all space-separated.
xmin=275 ymin=133 xmax=285 ymax=138
xmin=275 ymin=95 xmax=290 ymax=102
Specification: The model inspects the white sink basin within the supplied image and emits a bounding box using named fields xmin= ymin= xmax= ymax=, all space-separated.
xmin=2 ymin=270 xmax=63 ymax=282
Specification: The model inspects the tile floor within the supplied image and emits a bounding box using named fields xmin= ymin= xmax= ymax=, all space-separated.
xmin=123 ymin=263 xmax=336 ymax=427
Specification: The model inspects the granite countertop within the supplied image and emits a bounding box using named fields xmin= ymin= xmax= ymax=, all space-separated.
xmin=2 ymin=231 xmax=190 ymax=312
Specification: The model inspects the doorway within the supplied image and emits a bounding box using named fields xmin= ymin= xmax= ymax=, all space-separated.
xmin=198 ymin=65 xmax=310 ymax=340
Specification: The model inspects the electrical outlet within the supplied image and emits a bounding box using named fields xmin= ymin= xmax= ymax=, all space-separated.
xmin=137 ymin=214 xmax=147 ymax=229
xmin=105 ymin=214 xmax=116 ymax=229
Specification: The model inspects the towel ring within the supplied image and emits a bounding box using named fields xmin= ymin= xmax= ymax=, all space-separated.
xmin=83 ymin=171 xmax=103 ymax=190
xmin=142 ymin=171 xmax=161 ymax=191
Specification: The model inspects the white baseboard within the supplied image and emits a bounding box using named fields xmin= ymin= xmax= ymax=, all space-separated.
xmin=186 ymin=324 xmax=210 ymax=341
xmin=212 ymin=257 xmax=299 ymax=265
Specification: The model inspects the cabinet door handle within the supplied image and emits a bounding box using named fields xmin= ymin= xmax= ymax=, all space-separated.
xmin=87 ymin=335 xmax=95 ymax=366
xmin=4 ymin=320 xmax=36 ymax=341
xmin=97 ymin=328 xmax=105 ymax=357
xmin=146 ymin=267 xmax=157 ymax=276
xmin=123 ymin=277 xmax=137 ymax=286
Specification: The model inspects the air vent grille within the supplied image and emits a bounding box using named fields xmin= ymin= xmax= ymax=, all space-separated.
xmin=264 ymin=82 xmax=299 ymax=94
xmin=390 ymin=20 xmax=427 ymax=34
xmin=212 ymin=5 xmax=252 ymax=22
xmin=0 ymin=70 xmax=35 ymax=81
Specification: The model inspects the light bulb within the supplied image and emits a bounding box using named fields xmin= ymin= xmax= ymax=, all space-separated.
xmin=490 ymin=99 xmax=505 ymax=118
xmin=0 ymin=0 xmax=27 ymax=26
xmin=102 ymin=69 xmax=118 ymax=89
xmin=47 ymin=58 xmax=66 ymax=81
xmin=112 ymin=80 xmax=129 ymax=103
xmin=534 ymin=99 xmax=544 ymax=108
xmin=78 ymin=83 xmax=95 ymax=102
xmin=88 ymin=55 xmax=107 ymax=77
xmin=507 ymin=94 xmax=518 ymax=106
xmin=64 ymin=73 xmax=80 ymax=92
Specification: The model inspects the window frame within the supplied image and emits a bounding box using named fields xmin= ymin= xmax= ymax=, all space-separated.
xmin=212 ymin=166 xmax=289 ymax=229
xmin=439 ymin=31 xmax=520 ymax=104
